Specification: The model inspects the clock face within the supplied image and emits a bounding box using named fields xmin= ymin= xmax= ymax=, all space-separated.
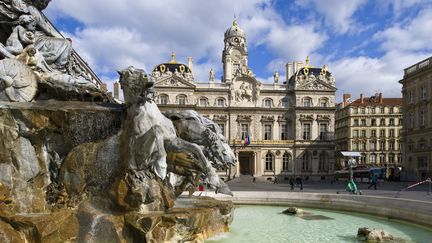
xmin=232 ymin=49 xmax=241 ymax=61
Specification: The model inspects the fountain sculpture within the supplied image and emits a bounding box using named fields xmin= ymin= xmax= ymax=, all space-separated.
xmin=0 ymin=1 xmax=235 ymax=242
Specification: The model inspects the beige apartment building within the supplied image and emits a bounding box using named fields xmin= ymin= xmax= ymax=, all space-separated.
xmin=399 ymin=56 xmax=432 ymax=181
xmin=152 ymin=20 xmax=337 ymax=181
xmin=335 ymin=93 xmax=403 ymax=169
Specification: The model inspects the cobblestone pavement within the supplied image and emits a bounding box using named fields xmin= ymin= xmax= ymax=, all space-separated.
xmin=226 ymin=175 xmax=432 ymax=202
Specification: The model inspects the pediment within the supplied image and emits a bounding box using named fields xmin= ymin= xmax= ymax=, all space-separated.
xmin=155 ymin=75 xmax=196 ymax=88
xmin=296 ymin=79 xmax=336 ymax=91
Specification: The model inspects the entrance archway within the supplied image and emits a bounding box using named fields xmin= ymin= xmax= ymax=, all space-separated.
xmin=239 ymin=152 xmax=254 ymax=175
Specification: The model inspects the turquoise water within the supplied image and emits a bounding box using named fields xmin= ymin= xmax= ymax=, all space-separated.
xmin=207 ymin=205 xmax=432 ymax=243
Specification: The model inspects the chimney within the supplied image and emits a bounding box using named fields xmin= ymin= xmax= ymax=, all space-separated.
xmin=113 ymin=81 xmax=120 ymax=100
xmin=343 ymin=93 xmax=351 ymax=107
xmin=378 ymin=93 xmax=383 ymax=104
xmin=187 ymin=57 xmax=193 ymax=74
xmin=286 ymin=62 xmax=293 ymax=81
xmin=360 ymin=93 xmax=364 ymax=104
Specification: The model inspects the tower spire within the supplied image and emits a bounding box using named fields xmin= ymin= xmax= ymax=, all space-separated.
xmin=169 ymin=51 xmax=176 ymax=63
xmin=233 ymin=13 xmax=237 ymax=26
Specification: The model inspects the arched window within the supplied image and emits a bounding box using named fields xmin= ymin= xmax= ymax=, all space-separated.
xmin=199 ymin=97 xmax=208 ymax=107
xmin=303 ymin=97 xmax=312 ymax=107
xmin=282 ymin=153 xmax=292 ymax=172
xmin=265 ymin=153 xmax=274 ymax=171
xmin=159 ymin=94 xmax=169 ymax=105
xmin=319 ymin=98 xmax=328 ymax=107
xmin=177 ymin=94 xmax=187 ymax=105
xmin=217 ymin=97 xmax=225 ymax=107
xmin=319 ymin=152 xmax=327 ymax=172
xmin=264 ymin=98 xmax=272 ymax=108
xmin=370 ymin=153 xmax=377 ymax=164
xmin=302 ymin=152 xmax=311 ymax=172
xmin=281 ymin=98 xmax=289 ymax=108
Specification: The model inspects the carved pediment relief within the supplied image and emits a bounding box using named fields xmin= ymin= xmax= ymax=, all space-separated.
xmin=231 ymin=76 xmax=261 ymax=104
xmin=316 ymin=114 xmax=331 ymax=121
xmin=277 ymin=116 xmax=290 ymax=122
xmin=297 ymin=79 xmax=335 ymax=91
xmin=260 ymin=116 xmax=275 ymax=123
xmin=213 ymin=115 xmax=228 ymax=121
xmin=236 ymin=115 xmax=252 ymax=122
xmin=299 ymin=114 xmax=314 ymax=121
xmin=154 ymin=75 xmax=195 ymax=88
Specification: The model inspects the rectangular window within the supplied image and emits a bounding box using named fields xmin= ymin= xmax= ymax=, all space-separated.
xmin=281 ymin=99 xmax=289 ymax=108
xmin=217 ymin=98 xmax=225 ymax=107
xmin=241 ymin=124 xmax=249 ymax=140
xmin=361 ymin=130 xmax=366 ymax=138
xmin=362 ymin=141 xmax=367 ymax=151
xmin=178 ymin=97 xmax=186 ymax=105
xmin=370 ymin=154 xmax=376 ymax=164
xmin=380 ymin=119 xmax=385 ymax=126
xmin=421 ymin=86 xmax=427 ymax=99
xmin=353 ymin=108 xmax=358 ymax=114
xmin=303 ymin=99 xmax=311 ymax=107
xmin=380 ymin=141 xmax=386 ymax=151
xmin=380 ymin=129 xmax=386 ymax=137
xmin=361 ymin=119 xmax=366 ymax=126
xmin=409 ymin=113 xmax=414 ymax=129
xmin=389 ymin=129 xmax=395 ymax=137
xmin=371 ymin=130 xmax=376 ymax=137
xmin=389 ymin=119 xmax=394 ymax=125
xmin=389 ymin=107 xmax=394 ymax=114
xmin=370 ymin=141 xmax=376 ymax=150
xmin=420 ymin=110 xmax=425 ymax=126
xmin=381 ymin=107 xmax=385 ymax=113
xmin=280 ymin=124 xmax=288 ymax=140
xmin=354 ymin=119 xmax=359 ymax=126
xmin=353 ymin=142 xmax=358 ymax=151
xmin=264 ymin=124 xmax=272 ymax=140
xmin=199 ymin=98 xmax=207 ymax=107
xmin=389 ymin=141 xmax=395 ymax=150
xmin=371 ymin=119 xmax=376 ymax=126
xmin=319 ymin=123 xmax=328 ymax=140
xmin=160 ymin=96 xmax=168 ymax=105
xmin=371 ymin=107 xmax=376 ymax=114
xmin=303 ymin=123 xmax=311 ymax=140
xmin=361 ymin=108 xmax=365 ymax=114
xmin=353 ymin=130 xmax=358 ymax=138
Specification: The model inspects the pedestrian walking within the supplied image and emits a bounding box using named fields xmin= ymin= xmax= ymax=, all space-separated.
xmin=368 ymin=173 xmax=377 ymax=190
xmin=273 ymin=177 xmax=278 ymax=184
xmin=252 ymin=176 xmax=256 ymax=183
xmin=289 ymin=177 xmax=294 ymax=190
xmin=296 ymin=176 xmax=303 ymax=190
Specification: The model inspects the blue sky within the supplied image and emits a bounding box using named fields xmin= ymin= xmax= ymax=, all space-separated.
xmin=45 ymin=0 xmax=432 ymax=100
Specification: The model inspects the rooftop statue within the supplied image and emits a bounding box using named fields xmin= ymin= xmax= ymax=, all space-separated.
xmin=0 ymin=0 xmax=107 ymax=102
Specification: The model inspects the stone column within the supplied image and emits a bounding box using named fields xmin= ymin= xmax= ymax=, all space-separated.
xmin=113 ymin=81 xmax=120 ymax=100
xmin=236 ymin=152 xmax=240 ymax=176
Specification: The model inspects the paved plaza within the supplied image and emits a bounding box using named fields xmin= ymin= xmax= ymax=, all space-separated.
xmin=225 ymin=175 xmax=432 ymax=202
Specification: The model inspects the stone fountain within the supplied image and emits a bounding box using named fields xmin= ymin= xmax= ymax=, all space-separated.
xmin=0 ymin=1 xmax=235 ymax=242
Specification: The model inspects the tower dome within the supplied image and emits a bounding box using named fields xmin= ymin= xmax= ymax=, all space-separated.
xmin=224 ymin=19 xmax=245 ymax=39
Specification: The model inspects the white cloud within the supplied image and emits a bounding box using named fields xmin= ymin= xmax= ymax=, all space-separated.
xmin=373 ymin=7 xmax=432 ymax=52
xmin=295 ymin=0 xmax=367 ymax=34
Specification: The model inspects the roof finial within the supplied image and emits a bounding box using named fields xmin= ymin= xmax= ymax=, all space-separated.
xmin=170 ymin=51 xmax=176 ymax=63
xmin=306 ymin=56 xmax=310 ymax=67
xmin=233 ymin=13 xmax=237 ymax=26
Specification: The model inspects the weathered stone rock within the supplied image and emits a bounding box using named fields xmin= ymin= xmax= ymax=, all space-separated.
xmin=282 ymin=207 xmax=304 ymax=215
xmin=357 ymin=227 xmax=395 ymax=242
xmin=0 ymin=220 xmax=26 ymax=243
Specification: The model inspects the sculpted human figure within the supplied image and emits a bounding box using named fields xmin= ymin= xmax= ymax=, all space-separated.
xmin=273 ymin=70 xmax=279 ymax=83
xmin=0 ymin=14 xmax=35 ymax=59
xmin=209 ymin=68 xmax=215 ymax=81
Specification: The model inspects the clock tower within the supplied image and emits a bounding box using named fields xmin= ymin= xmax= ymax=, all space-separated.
xmin=222 ymin=19 xmax=248 ymax=83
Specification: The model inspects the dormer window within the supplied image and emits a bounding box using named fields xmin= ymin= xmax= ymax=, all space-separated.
xmin=159 ymin=94 xmax=168 ymax=105
xmin=264 ymin=99 xmax=272 ymax=108
xmin=281 ymin=98 xmax=289 ymax=108
xmin=199 ymin=98 xmax=208 ymax=107
xmin=217 ymin=98 xmax=225 ymax=107
xmin=177 ymin=95 xmax=187 ymax=105
xmin=303 ymin=97 xmax=312 ymax=107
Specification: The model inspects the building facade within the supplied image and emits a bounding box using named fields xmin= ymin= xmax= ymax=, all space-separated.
xmin=152 ymin=20 xmax=337 ymax=180
xmin=335 ymin=93 xmax=403 ymax=169
xmin=399 ymin=56 xmax=432 ymax=181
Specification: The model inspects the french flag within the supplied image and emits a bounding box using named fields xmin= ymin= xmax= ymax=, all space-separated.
xmin=244 ymin=133 xmax=250 ymax=145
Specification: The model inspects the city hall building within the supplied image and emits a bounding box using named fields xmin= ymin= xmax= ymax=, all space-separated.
xmin=152 ymin=20 xmax=337 ymax=180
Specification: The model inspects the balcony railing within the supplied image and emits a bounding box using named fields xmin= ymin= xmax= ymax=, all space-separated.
xmin=231 ymin=139 xmax=294 ymax=145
